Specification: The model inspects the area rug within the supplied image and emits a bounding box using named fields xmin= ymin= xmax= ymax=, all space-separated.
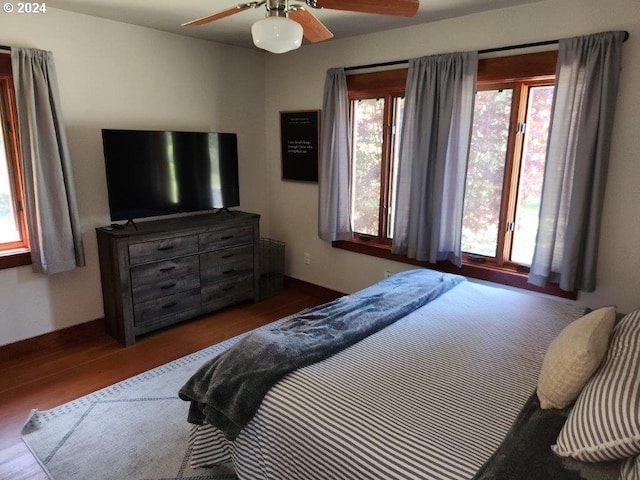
xmin=21 ymin=322 xmax=284 ymax=480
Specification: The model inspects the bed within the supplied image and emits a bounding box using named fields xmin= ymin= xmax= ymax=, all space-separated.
xmin=179 ymin=269 xmax=640 ymax=480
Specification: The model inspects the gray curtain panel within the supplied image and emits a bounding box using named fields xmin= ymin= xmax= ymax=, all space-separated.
xmin=528 ymin=31 xmax=625 ymax=292
xmin=391 ymin=52 xmax=478 ymax=266
xmin=11 ymin=47 xmax=85 ymax=274
xmin=318 ymin=67 xmax=352 ymax=242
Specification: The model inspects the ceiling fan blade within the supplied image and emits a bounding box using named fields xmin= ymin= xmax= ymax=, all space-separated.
xmin=182 ymin=3 xmax=253 ymax=27
xmin=314 ymin=0 xmax=419 ymax=17
xmin=288 ymin=8 xmax=334 ymax=43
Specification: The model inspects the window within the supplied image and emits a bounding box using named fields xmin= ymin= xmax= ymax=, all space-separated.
xmin=0 ymin=54 xmax=30 ymax=268
xmin=347 ymin=69 xmax=406 ymax=244
xmin=462 ymin=78 xmax=554 ymax=269
xmin=335 ymin=52 xmax=571 ymax=297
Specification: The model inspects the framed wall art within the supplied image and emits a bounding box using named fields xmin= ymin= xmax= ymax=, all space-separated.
xmin=280 ymin=110 xmax=320 ymax=182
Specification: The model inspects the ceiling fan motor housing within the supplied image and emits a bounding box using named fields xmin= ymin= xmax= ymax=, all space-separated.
xmin=265 ymin=0 xmax=289 ymax=16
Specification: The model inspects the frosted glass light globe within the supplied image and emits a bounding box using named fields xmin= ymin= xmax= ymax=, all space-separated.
xmin=251 ymin=16 xmax=303 ymax=54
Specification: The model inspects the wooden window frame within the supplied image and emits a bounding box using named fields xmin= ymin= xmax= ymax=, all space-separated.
xmin=0 ymin=54 xmax=31 ymax=270
xmin=334 ymin=51 xmax=576 ymax=299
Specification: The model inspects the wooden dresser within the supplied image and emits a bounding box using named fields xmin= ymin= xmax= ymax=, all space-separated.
xmin=96 ymin=211 xmax=260 ymax=346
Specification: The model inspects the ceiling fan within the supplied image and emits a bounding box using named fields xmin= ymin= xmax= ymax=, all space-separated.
xmin=182 ymin=0 xmax=419 ymax=53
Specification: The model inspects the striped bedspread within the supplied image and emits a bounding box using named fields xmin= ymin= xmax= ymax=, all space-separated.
xmin=189 ymin=279 xmax=584 ymax=480
xmin=180 ymin=269 xmax=463 ymax=440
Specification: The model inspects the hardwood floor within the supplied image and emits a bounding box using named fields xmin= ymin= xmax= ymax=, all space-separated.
xmin=0 ymin=279 xmax=341 ymax=480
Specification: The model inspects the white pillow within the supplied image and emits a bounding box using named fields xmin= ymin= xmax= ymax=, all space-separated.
xmin=537 ymin=306 xmax=616 ymax=409
xmin=553 ymin=309 xmax=640 ymax=462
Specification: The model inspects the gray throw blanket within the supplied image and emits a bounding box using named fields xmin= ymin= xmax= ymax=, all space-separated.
xmin=179 ymin=269 xmax=464 ymax=440
xmin=473 ymin=392 xmax=620 ymax=480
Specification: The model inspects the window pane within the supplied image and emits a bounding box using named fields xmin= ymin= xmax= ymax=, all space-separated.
xmin=387 ymin=96 xmax=404 ymax=239
xmin=511 ymin=85 xmax=554 ymax=265
xmin=0 ymin=96 xmax=21 ymax=245
xmin=351 ymin=98 xmax=383 ymax=236
xmin=462 ymin=89 xmax=513 ymax=257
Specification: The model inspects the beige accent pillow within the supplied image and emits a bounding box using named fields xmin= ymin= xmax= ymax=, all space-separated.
xmin=537 ymin=306 xmax=616 ymax=409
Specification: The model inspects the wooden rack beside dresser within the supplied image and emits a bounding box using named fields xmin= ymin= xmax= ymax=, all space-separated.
xmin=96 ymin=211 xmax=260 ymax=346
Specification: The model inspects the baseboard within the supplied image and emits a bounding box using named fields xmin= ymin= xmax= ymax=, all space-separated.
xmin=0 ymin=318 xmax=106 ymax=361
xmin=284 ymin=276 xmax=345 ymax=298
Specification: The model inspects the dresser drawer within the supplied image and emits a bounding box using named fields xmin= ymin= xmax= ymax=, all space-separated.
xmin=199 ymin=225 xmax=253 ymax=251
xmin=131 ymin=273 xmax=200 ymax=304
xmin=129 ymin=235 xmax=198 ymax=265
xmin=130 ymin=255 xmax=199 ymax=287
xmin=133 ymin=289 xmax=200 ymax=327
xmin=200 ymin=248 xmax=254 ymax=285
xmin=204 ymin=244 xmax=253 ymax=265
xmin=201 ymin=275 xmax=254 ymax=307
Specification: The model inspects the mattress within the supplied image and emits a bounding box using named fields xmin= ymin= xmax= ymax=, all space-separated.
xmin=188 ymin=279 xmax=585 ymax=480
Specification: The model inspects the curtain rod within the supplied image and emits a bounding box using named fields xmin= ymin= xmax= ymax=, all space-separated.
xmin=0 ymin=45 xmax=10 ymax=52
xmin=344 ymin=30 xmax=630 ymax=72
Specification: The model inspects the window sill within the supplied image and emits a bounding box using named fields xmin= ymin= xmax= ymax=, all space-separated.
xmin=0 ymin=250 xmax=32 ymax=270
xmin=332 ymin=239 xmax=577 ymax=300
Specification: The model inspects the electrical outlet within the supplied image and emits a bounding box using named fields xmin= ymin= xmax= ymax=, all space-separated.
xmin=303 ymin=252 xmax=311 ymax=265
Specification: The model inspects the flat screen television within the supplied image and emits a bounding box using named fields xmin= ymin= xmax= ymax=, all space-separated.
xmin=102 ymin=129 xmax=240 ymax=222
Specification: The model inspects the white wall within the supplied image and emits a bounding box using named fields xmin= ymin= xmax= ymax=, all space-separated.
xmin=0 ymin=9 xmax=267 ymax=346
xmin=264 ymin=0 xmax=640 ymax=313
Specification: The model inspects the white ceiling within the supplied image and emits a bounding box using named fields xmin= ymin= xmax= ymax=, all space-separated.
xmin=46 ymin=0 xmax=547 ymax=50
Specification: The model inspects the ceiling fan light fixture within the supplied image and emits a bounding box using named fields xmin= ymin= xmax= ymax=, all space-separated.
xmin=251 ymin=16 xmax=303 ymax=54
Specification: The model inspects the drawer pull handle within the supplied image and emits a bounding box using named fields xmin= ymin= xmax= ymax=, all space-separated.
xmin=162 ymin=301 xmax=178 ymax=309
xmin=160 ymin=283 xmax=177 ymax=290
xmin=220 ymin=235 xmax=234 ymax=241
xmin=222 ymin=254 xmax=234 ymax=259
xmin=222 ymin=286 xmax=236 ymax=292
xmin=159 ymin=266 xmax=176 ymax=272
xmin=222 ymin=268 xmax=235 ymax=275
xmin=157 ymin=245 xmax=174 ymax=251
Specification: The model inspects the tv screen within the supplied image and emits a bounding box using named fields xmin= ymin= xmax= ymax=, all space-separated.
xmin=102 ymin=129 xmax=240 ymax=221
